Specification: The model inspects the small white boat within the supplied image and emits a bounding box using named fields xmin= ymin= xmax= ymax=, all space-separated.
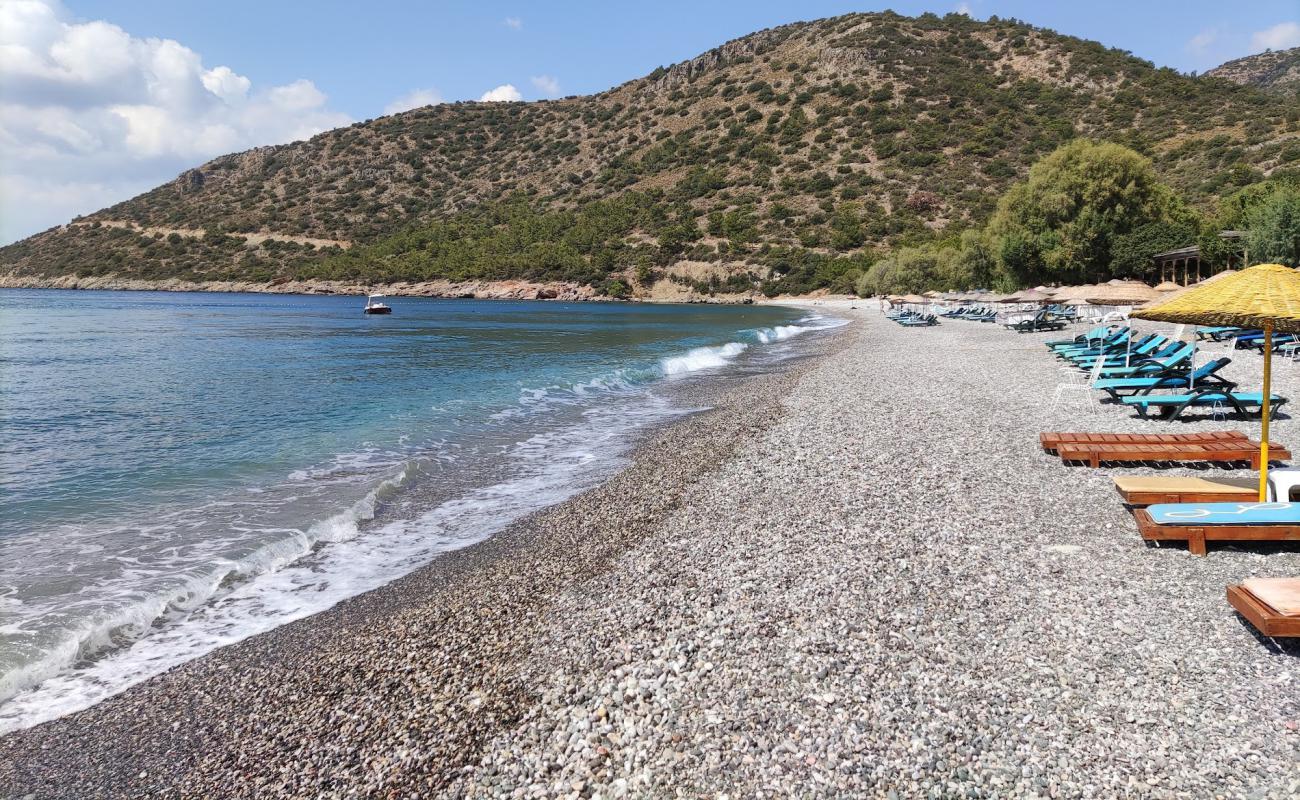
xmin=363 ymin=294 xmax=392 ymax=315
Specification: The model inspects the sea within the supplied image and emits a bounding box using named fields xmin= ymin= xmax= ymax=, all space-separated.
xmin=0 ymin=289 xmax=844 ymax=733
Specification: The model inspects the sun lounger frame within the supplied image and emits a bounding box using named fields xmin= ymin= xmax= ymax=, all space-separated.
xmin=1054 ymin=441 xmax=1290 ymax=469
xmin=1123 ymin=389 xmax=1288 ymax=421
xmin=1226 ymin=584 xmax=1300 ymax=637
xmin=1133 ymin=507 xmax=1300 ymax=555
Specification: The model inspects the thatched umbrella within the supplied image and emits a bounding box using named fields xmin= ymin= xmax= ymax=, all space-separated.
xmin=1016 ymin=288 xmax=1053 ymax=304
xmin=1153 ymin=280 xmax=1182 ymax=293
xmin=1151 ymin=269 xmax=1239 ymax=305
xmin=1085 ymin=281 xmax=1162 ymax=307
xmin=1133 ymin=264 xmax=1300 ymax=499
xmin=1050 ymin=284 xmax=1095 ymax=301
xmin=900 ymin=293 xmax=927 ymax=310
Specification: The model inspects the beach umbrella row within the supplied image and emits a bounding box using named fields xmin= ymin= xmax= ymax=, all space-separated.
xmin=1134 ymin=264 xmax=1300 ymax=500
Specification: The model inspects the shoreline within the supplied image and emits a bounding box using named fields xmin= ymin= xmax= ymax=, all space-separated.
xmin=0 ymin=315 xmax=854 ymax=798
xmin=5 ymin=308 xmax=1297 ymax=798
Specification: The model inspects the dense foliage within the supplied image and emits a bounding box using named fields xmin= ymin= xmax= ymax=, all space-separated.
xmin=855 ymin=142 xmax=1300 ymax=295
xmin=1243 ymin=182 xmax=1300 ymax=266
xmin=986 ymin=140 xmax=1185 ymax=285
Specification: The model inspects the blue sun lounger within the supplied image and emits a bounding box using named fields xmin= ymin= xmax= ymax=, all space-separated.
xmin=1240 ymin=333 xmax=1299 ymax=352
xmin=1094 ymin=342 xmax=1195 ymax=379
xmin=1093 ymin=357 xmax=1235 ymax=401
xmin=1195 ymin=326 xmax=1240 ymax=341
xmin=1046 ymin=325 xmax=1113 ymax=351
xmin=1055 ymin=330 xmax=1133 ymax=361
xmin=1068 ymin=334 xmax=1168 ymax=367
xmin=1121 ymin=389 xmax=1287 ymax=420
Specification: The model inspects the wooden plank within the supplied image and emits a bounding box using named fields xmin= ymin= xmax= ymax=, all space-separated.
xmin=1040 ymin=430 xmax=1249 ymax=453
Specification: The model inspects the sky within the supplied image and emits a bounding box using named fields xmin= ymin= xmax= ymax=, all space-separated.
xmin=1 ymin=0 xmax=1298 ymax=245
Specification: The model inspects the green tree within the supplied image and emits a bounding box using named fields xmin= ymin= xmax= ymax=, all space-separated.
xmin=1197 ymin=178 xmax=1297 ymax=268
xmin=1244 ymin=183 xmax=1300 ymax=267
xmin=1109 ymin=219 xmax=1199 ymax=280
xmin=988 ymin=139 xmax=1179 ymax=286
xmin=829 ymin=203 xmax=865 ymax=251
xmin=953 ymin=229 xmax=998 ymax=289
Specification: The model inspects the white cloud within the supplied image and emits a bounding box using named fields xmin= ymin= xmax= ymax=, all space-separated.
xmin=1251 ymin=21 xmax=1300 ymax=51
xmin=383 ymin=87 xmax=443 ymax=115
xmin=1186 ymin=28 xmax=1218 ymax=55
xmin=503 ymin=16 xmax=522 ymax=30
xmin=0 ymin=0 xmax=351 ymax=245
xmin=200 ymin=66 xmax=250 ymax=102
xmin=479 ymin=84 xmax=522 ymax=102
xmin=529 ymin=74 xmax=560 ymax=97
xmin=954 ymin=2 xmax=972 ymax=16
xmin=266 ymin=78 xmax=327 ymax=112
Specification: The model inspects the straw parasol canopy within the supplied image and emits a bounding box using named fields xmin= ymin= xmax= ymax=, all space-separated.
xmin=1133 ymin=264 xmax=1300 ymax=500
xmin=1152 ymin=280 xmax=1182 ymax=293
xmin=923 ymin=290 xmax=942 ymax=298
xmin=1150 ymin=269 xmax=1239 ymax=305
xmin=1133 ymin=264 xmax=1300 ymax=333
xmin=1015 ymin=288 xmax=1053 ymax=303
xmin=900 ymin=293 xmax=928 ymax=304
xmin=1085 ymin=280 xmax=1162 ymax=306
xmin=1050 ymin=284 xmax=1097 ymax=301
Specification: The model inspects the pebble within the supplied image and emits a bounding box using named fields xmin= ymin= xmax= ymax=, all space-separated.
xmin=2 ymin=304 xmax=1296 ymax=799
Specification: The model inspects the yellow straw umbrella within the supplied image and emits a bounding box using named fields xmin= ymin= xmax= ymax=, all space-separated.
xmin=1132 ymin=264 xmax=1300 ymax=500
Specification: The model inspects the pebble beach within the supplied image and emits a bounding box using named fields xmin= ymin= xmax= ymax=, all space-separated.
xmin=2 ymin=303 xmax=1298 ymax=799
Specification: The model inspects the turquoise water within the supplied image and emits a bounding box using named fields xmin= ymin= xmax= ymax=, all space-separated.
xmin=0 ymin=289 xmax=841 ymax=731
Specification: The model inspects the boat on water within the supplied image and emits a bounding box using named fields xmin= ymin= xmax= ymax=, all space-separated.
xmin=363 ymin=294 xmax=392 ymax=315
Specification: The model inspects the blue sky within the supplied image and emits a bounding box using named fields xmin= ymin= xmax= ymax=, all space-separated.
xmin=63 ymin=0 xmax=1300 ymax=116
xmin=2 ymin=0 xmax=1297 ymax=244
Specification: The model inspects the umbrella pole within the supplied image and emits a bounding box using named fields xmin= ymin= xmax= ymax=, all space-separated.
xmin=1260 ymin=325 xmax=1272 ymax=502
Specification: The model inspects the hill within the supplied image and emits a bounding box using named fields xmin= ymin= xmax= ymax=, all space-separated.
xmin=3 ymin=11 xmax=1299 ymax=297
xmin=1206 ymin=47 xmax=1300 ymax=95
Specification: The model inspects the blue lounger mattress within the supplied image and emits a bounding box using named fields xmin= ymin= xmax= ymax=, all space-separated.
xmin=1146 ymin=502 xmax=1300 ymax=526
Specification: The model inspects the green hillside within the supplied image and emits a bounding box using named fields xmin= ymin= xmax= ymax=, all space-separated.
xmin=3 ymin=11 xmax=1298 ymax=295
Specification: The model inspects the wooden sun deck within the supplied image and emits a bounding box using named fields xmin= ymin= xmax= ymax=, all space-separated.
xmin=1040 ymin=431 xmax=1289 ymax=468
xmin=1112 ymin=475 xmax=1259 ymax=505
xmin=1057 ymin=440 xmax=1291 ymax=469
xmin=1040 ymin=430 xmax=1248 ymax=452
xmin=1132 ymin=508 xmax=1300 ymax=556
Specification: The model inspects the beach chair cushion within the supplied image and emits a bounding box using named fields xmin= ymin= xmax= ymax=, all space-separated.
xmin=1242 ymin=578 xmax=1300 ymax=616
xmin=1145 ymin=502 xmax=1300 ymax=526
